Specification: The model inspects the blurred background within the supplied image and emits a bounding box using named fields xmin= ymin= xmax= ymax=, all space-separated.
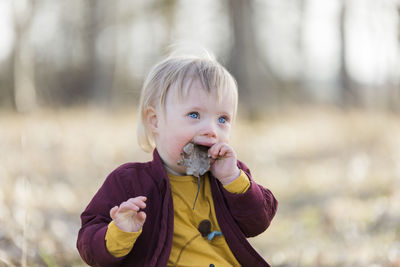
xmin=1 ymin=0 xmax=400 ymax=266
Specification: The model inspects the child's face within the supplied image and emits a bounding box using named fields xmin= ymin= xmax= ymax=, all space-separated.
xmin=154 ymin=79 xmax=235 ymax=175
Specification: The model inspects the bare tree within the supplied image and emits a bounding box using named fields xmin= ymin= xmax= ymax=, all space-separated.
xmin=12 ymin=0 xmax=37 ymax=112
xmin=387 ymin=4 xmax=400 ymax=111
xmin=226 ymin=0 xmax=278 ymax=118
xmin=297 ymin=0 xmax=312 ymax=104
xmin=339 ymin=0 xmax=357 ymax=107
xmin=159 ymin=0 xmax=178 ymax=48
xmin=85 ymin=1 xmax=116 ymax=106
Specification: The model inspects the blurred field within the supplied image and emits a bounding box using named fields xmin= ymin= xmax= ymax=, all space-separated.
xmin=1 ymin=107 xmax=400 ymax=266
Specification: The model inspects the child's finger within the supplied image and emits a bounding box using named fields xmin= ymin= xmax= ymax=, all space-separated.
xmin=208 ymin=143 xmax=224 ymax=159
xmin=110 ymin=206 xmax=118 ymax=219
xmin=118 ymin=201 xmax=139 ymax=214
xmin=127 ymin=197 xmax=147 ymax=209
xmin=136 ymin=211 xmax=147 ymax=224
xmin=130 ymin=196 xmax=147 ymax=202
xmin=218 ymin=144 xmax=231 ymax=157
xmin=209 ymin=142 xmax=234 ymax=160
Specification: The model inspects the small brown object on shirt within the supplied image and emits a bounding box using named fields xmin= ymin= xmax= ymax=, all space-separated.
xmin=177 ymin=142 xmax=210 ymax=177
xmin=198 ymin=220 xmax=212 ymax=237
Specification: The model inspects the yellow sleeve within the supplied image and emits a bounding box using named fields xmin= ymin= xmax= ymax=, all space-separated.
xmin=105 ymin=221 xmax=142 ymax=258
xmin=223 ymin=170 xmax=250 ymax=194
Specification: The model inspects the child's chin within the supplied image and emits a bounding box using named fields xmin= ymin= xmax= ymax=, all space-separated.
xmin=173 ymin=166 xmax=187 ymax=176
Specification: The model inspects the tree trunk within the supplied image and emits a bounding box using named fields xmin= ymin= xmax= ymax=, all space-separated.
xmin=85 ymin=0 xmax=116 ymax=107
xmin=339 ymin=0 xmax=357 ymax=107
xmin=227 ymin=0 xmax=278 ymax=118
xmin=160 ymin=0 xmax=178 ymax=49
xmin=12 ymin=0 xmax=37 ymax=112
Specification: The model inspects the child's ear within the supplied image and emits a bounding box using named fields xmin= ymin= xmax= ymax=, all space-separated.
xmin=145 ymin=107 xmax=159 ymax=133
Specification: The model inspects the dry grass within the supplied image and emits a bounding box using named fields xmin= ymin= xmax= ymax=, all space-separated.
xmin=1 ymin=106 xmax=400 ymax=266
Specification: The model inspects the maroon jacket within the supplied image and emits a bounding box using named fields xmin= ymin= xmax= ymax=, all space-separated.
xmin=77 ymin=150 xmax=278 ymax=267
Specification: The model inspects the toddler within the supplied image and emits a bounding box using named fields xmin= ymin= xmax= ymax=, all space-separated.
xmin=77 ymin=53 xmax=278 ymax=266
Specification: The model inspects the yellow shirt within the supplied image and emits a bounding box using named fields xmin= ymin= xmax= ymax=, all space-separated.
xmin=105 ymin=171 xmax=250 ymax=266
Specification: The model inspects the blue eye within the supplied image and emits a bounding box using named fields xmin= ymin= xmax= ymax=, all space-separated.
xmin=189 ymin=112 xmax=199 ymax=119
xmin=218 ymin=116 xmax=227 ymax=124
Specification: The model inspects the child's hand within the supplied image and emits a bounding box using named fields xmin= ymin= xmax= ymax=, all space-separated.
xmin=109 ymin=196 xmax=147 ymax=232
xmin=208 ymin=142 xmax=240 ymax=185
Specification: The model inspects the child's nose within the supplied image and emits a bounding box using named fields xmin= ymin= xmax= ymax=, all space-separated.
xmin=200 ymin=121 xmax=217 ymax=139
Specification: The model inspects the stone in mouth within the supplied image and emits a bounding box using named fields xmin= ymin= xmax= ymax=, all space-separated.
xmin=177 ymin=142 xmax=211 ymax=177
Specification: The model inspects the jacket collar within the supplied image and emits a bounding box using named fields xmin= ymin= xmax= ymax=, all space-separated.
xmin=150 ymin=149 xmax=170 ymax=189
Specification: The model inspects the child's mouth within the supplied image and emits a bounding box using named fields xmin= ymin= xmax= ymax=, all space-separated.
xmin=193 ymin=143 xmax=210 ymax=152
xmin=177 ymin=142 xmax=211 ymax=177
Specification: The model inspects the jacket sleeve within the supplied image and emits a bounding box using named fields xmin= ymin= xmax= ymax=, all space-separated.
xmin=221 ymin=161 xmax=278 ymax=237
xmin=77 ymin=168 xmax=133 ymax=266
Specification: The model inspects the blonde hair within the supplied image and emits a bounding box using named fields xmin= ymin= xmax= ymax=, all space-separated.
xmin=137 ymin=53 xmax=238 ymax=152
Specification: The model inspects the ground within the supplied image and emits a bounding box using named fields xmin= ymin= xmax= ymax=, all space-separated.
xmin=1 ymin=106 xmax=399 ymax=266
